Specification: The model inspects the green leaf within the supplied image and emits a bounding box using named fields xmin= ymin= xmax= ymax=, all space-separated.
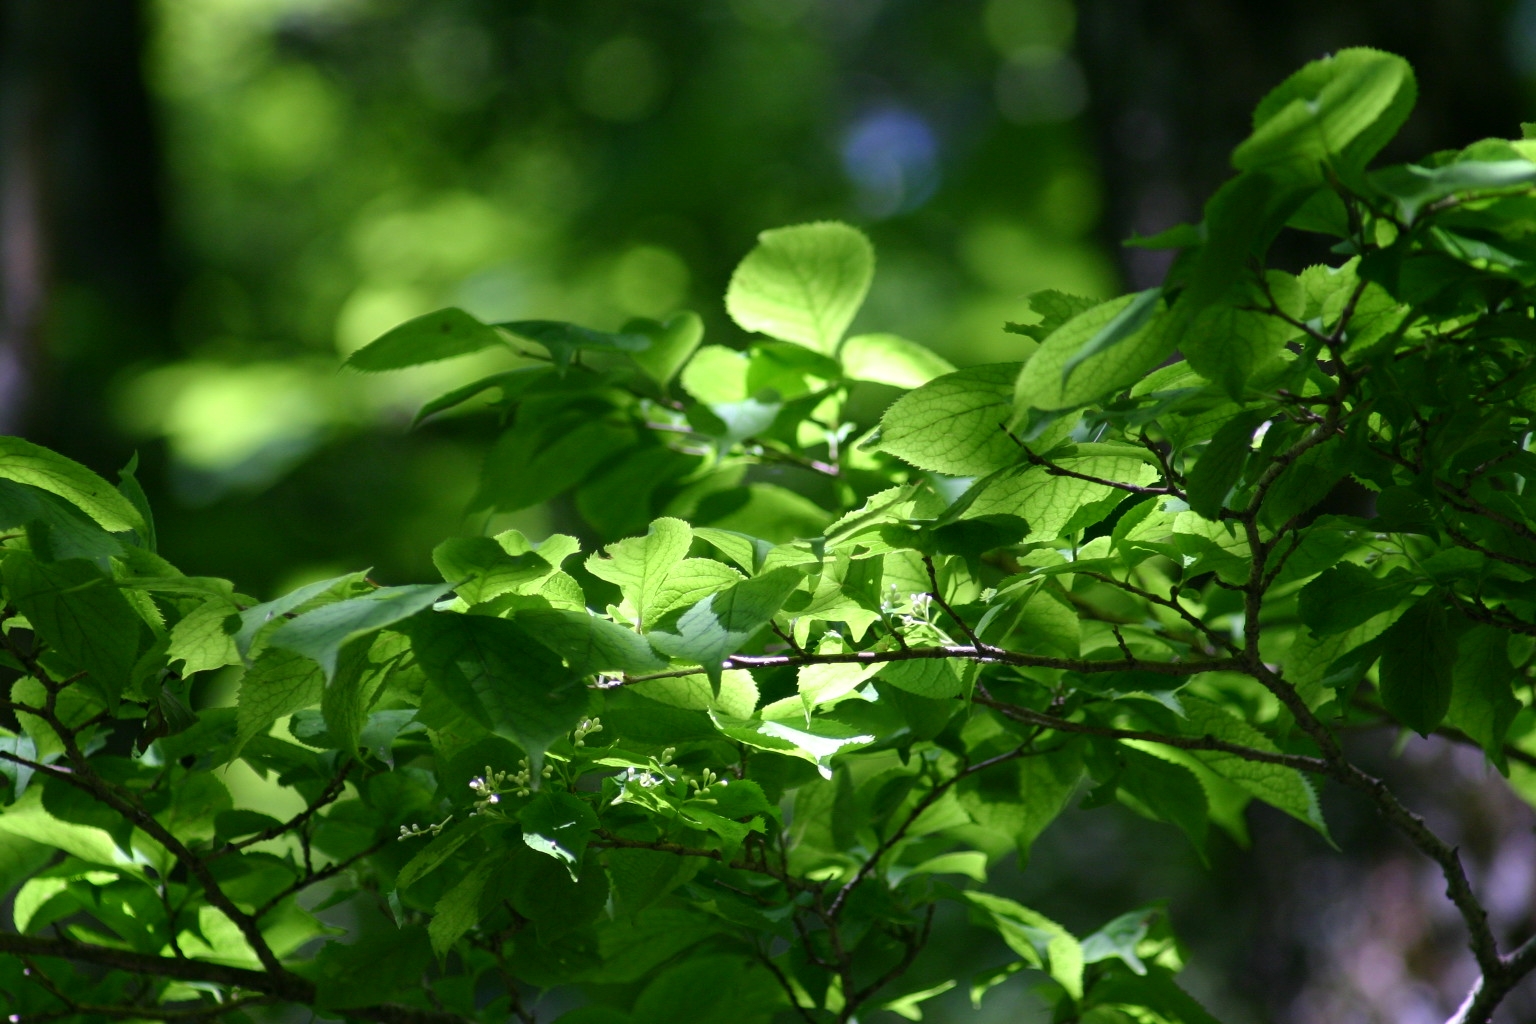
xmin=632 ymin=668 xmax=759 ymax=719
xmin=474 ymin=416 xmax=636 ymax=515
xmin=709 ymin=710 xmax=873 ymax=778
xmin=345 ymin=307 xmax=509 ymax=372
xmin=233 ymin=648 xmax=325 ymax=757
xmin=626 ymin=311 xmax=705 ymax=386
xmin=432 ymin=536 xmax=553 ymax=605
xmin=877 ymin=980 xmax=957 ymax=1021
xmin=1298 ymin=563 xmax=1415 ymax=636
xmin=168 ymin=597 xmax=242 ymax=677
xmin=499 ymin=319 xmax=650 ymax=373
xmin=0 ymin=786 xmax=139 ymax=872
xmin=1090 ymin=965 xmax=1225 ymax=1024
xmin=584 ymin=518 xmax=692 ymax=630
xmin=1447 ymin=626 xmax=1519 ymax=766
xmin=322 ymin=632 xmax=409 ymax=757
xmin=876 ymin=659 xmax=965 ymax=698
xmin=1006 ymin=290 xmax=1099 ymax=341
xmin=650 ymin=559 xmax=746 ymax=623
xmin=956 ymin=749 xmax=1082 ymax=862
xmin=115 ymin=455 xmax=155 ymax=552
xmin=0 ymin=481 xmax=125 ymax=563
xmin=1371 ymin=157 xmax=1536 ymax=225
xmin=1259 ymin=438 xmax=1350 ymax=528
xmin=648 ymin=567 xmax=804 ymax=689
xmin=2 ymin=554 xmax=146 ymax=705
xmin=1081 ymin=906 xmax=1159 ymax=975
xmin=875 ymin=363 xmax=1024 ymax=475
xmin=1185 ymin=411 xmax=1267 ymax=520
xmin=906 ymin=851 xmax=987 ymax=882
xmin=413 ymin=366 xmax=551 ymax=426
xmin=313 ymin=924 xmax=434 ymax=1009
xmin=630 ymin=954 xmax=783 ymax=1024
xmin=797 ymin=651 xmax=881 ymax=711
xmin=233 ymin=571 xmax=370 ymax=659
xmin=0 ymin=832 xmax=51 ymax=905
xmin=1234 ymin=47 xmax=1416 ymax=185
xmin=508 ymin=845 xmax=609 ymax=941
xmin=962 ymin=892 xmax=1084 ymax=999
xmin=0 ymin=437 xmax=146 ymax=535
xmin=840 ymin=333 xmax=956 ymax=388
xmin=267 ymin=582 xmax=454 ymax=679
xmin=679 ymin=345 xmax=751 ymax=404
xmin=1180 ymin=172 xmax=1310 ymax=311
xmin=1378 ymin=597 xmax=1456 ymax=735
xmin=406 ymin=612 xmax=588 ymax=763
xmin=943 ymin=445 xmax=1157 ymax=540
xmin=1014 ymin=294 xmax=1175 ymax=413
xmin=693 ymin=483 xmax=832 ymax=544
xmin=516 ymin=608 xmax=667 ymax=675
xmin=725 ymin=221 xmax=874 ymax=355
xmin=519 ymin=792 xmax=599 ymax=879
xmin=1170 ymin=697 xmax=1328 ymax=836
xmin=428 ymin=857 xmax=497 ymax=958
xmin=1181 ymin=303 xmax=1296 ymax=397
xmin=693 ymin=528 xmax=775 ymax=575
xmin=1059 ymin=287 xmax=1162 ymax=387
xmin=1113 ymin=747 xmax=1209 ymax=854
xmin=396 ymin=816 xmax=497 ymax=891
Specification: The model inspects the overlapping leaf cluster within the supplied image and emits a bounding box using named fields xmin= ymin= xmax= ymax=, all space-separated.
xmin=4 ymin=47 xmax=1536 ymax=1024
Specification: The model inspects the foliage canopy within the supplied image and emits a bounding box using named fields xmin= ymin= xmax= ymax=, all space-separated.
xmin=5 ymin=47 xmax=1536 ymax=1024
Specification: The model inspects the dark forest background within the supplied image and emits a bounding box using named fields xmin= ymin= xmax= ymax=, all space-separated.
xmin=3 ymin=2 xmax=1535 ymax=1020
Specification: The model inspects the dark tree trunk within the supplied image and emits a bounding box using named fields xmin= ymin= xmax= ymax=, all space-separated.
xmin=1076 ymin=0 xmax=1525 ymax=286
xmin=0 ymin=0 xmax=173 ymax=457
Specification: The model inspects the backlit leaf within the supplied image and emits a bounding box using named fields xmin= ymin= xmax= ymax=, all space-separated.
xmin=726 ymin=221 xmax=874 ymax=355
xmin=0 ymin=437 xmax=146 ymax=536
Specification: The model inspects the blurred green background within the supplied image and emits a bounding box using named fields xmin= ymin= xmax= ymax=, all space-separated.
xmin=4 ymin=1 xmax=1535 ymax=1020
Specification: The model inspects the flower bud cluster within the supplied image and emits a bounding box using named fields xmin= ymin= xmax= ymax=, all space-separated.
xmin=573 ymin=717 xmax=604 ymax=748
xmin=502 ymin=757 xmax=554 ymax=800
xmin=398 ymin=814 xmax=453 ymax=841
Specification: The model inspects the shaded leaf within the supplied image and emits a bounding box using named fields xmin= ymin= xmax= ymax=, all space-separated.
xmin=407 ymin=613 xmax=588 ymax=764
xmin=267 ymin=582 xmax=454 ymax=679
xmin=520 ymin=792 xmax=599 ymax=879
xmin=346 ymin=307 xmax=509 ymax=372
xmin=500 ymin=319 xmax=650 ymax=372
xmin=648 ymin=568 xmax=804 ymax=689
xmin=626 ymin=311 xmax=705 ymax=386
xmin=1298 ymin=563 xmax=1415 ymax=637
xmin=1379 ymin=598 xmax=1456 ymax=735
xmin=517 ymin=608 xmax=667 ymax=675
xmin=2 ymin=554 xmax=145 ymax=704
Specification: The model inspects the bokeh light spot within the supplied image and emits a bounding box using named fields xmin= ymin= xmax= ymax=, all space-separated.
xmin=995 ymin=50 xmax=1087 ymax=125
xmin=410 ymin=16 xmax=495 ymax=108
xmin=334 ymin=285 xmax=433 ymax=356
xmin=612 ymin=246 xmax=690 ymax=318
xmin=840 ymin=108 xmax=940 ymax=219
xmin=578 ymin=37 xmax=666 ymax=122
xmin=237 ymin=63 xmax=343 ymax=177
xmin=983 ymin=0 xmax=1075 ymax=54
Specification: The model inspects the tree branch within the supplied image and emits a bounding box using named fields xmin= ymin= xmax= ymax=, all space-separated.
xmin=827 ymin=744 xmax=1036 ymax=920
xmin=0 ymin=934 xmax=470 ymax=1024
xmin=609 ymin=645 xmax=1244 ymax=687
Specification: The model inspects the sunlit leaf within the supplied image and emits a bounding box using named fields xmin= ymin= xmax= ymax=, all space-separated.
xmin=726 ymin=221 xmax=874 ymax=355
